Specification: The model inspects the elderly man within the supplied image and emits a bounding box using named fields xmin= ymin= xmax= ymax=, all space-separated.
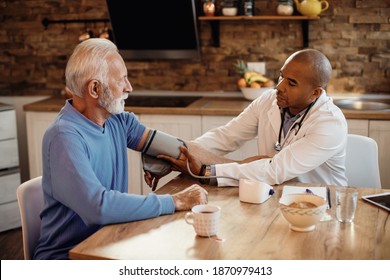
xmin=153 ymin=49 xmax=348 ymax=188
xmin=34 ymin=38 xmax=207 ymax=259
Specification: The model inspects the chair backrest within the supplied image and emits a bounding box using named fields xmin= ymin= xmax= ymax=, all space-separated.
xmin=16 ymin=176 xmax=43 ymax=260
xmin=345 ymin=134 xmax=381 ymax=188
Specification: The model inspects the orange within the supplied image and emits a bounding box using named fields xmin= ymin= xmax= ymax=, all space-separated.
xmin=263 ymin=79 xmax=276 ymax=88
xmin=237 ymin=78 xmax=247 ymax=88
xmin=250 ymin=82 xmax=261 ymax=88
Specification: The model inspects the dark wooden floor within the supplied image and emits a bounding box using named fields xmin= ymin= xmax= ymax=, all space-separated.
xmin=0 ymin=227 xmax=24 ymax=260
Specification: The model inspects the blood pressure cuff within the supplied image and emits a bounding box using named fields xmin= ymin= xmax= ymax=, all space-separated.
xmin=142 ymin=154 xmax=172 ymax=177
xmin=141 ymin=129 xmax=186 ymax=177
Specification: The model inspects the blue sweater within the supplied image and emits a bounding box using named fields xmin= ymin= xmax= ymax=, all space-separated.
xmin=34 ymin=100 xmax=175 ymax=259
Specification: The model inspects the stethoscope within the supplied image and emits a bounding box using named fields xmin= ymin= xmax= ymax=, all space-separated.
xmin=274 ymin=98 xmax=317 ymax=151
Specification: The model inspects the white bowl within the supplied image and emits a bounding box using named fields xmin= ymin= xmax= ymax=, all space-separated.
xmin=240 ymin=87 xmax=273 ymax=101
xmin=222 ymin=7 xmax=238 ymax=16
xmin=279 ymin=194 xmax=327 ymax=232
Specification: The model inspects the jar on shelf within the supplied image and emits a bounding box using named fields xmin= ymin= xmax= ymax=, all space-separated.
xmin=243 ymin=0 xmax=254 ymax=16
xmin=222 ymin=0 xmax=238 ymax=16
xmin=277 ymin=0 xmax=294 ymax=16
xmin=203 ymin=0 xmax=216 ymax=16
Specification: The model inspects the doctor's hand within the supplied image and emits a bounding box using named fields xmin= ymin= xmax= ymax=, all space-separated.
xmin=172 ymin=184 xmax=208 ymax=211
xmin=158 ymin=146 xmax=203 ymax=177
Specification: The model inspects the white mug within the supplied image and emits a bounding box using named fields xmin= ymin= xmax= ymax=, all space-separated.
xmin=185 ymin=204 xmax=221 ymax=237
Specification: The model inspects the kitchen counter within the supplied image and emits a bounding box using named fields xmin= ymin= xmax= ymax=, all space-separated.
xmin=22 ymin=94 xmax=250 ymax=116
xmin=23 ymin=92 xmax=390 ymax=120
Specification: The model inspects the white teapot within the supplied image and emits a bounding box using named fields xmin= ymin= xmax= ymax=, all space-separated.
xmin=294 ymin=0 xmax=329 ymax=16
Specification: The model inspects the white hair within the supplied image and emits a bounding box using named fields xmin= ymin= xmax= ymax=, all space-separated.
xmin=65 ymin=38 xmax=118 ymax=97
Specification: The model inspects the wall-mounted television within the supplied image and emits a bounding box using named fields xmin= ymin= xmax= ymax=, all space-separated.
xmin=106 ymin=0 xmax=201 ymax=61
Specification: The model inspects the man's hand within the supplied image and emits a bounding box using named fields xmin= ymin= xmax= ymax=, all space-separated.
xmin=158 ymin=146 xmax=203 ymax=176
xmin=172 ymin=184 xmax=208 ymax=211
xmin=144 ymin=170 xmax=164 ymax=191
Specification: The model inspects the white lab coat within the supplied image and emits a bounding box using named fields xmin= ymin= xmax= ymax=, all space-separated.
xmin=193 ymin=89 xmax=348 ymax=186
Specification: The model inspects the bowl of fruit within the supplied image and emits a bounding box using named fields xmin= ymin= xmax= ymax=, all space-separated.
xmin=235 ymin=60 xmax=275 ymax=101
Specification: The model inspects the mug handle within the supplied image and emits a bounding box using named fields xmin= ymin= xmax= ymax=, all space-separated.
xmin=185 ymin=212 xmax=194 ymax=225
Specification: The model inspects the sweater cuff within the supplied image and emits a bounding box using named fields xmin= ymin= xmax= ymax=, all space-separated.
xmin=158 ymin=194 xmax=175 ymax=215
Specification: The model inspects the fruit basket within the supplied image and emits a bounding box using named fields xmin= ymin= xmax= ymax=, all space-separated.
xmin=234 ymin=59 xmax=275 ymax=100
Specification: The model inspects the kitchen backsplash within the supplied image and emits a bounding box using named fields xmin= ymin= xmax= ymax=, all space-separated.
xmin=0 ymin=0 xmax=389 ymax=96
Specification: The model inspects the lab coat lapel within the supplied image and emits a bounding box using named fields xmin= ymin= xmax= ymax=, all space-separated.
xmin=267 ymin=99 xmax=281 ymax=137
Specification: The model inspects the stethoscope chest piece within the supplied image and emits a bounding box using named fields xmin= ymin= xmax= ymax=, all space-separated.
xmin=274 ymin=142 xmax=281 ymax=151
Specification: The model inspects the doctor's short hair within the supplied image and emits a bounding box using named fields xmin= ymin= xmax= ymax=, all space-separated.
xmin=290 ymin=49 xmax=332 ymax=89
xmin=65 ymin=38 xmax=119 ymax=98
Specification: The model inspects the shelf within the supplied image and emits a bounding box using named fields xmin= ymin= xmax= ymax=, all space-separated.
xmin=198 ymin=15 xmax=319 ymax=47
xmin=42 ymin=17 xmax=109 ymax=28
xmin=198 ymin=15 xmax=319 ymax=21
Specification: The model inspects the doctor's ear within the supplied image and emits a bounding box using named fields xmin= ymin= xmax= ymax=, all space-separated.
xmin=312 ymin=87 xmax=323 ymax=99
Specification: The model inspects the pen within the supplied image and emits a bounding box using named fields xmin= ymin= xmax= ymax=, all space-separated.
xmin=305 ymin=188 xmax=314 ymax=194
xmin=326 ymin=187 xmax=331 ymax=209
xmin=306 ymin=187 xmax=331 ymax=209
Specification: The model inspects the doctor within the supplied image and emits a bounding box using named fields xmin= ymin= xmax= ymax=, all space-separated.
xmin=153 ymin=49 xmax=348 ymax=187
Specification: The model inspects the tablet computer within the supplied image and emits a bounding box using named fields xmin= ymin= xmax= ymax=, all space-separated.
xmin=362 ymin=192 xmax=390 ymax=212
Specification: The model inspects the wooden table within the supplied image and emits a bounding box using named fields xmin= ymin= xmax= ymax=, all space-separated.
xmin=69 ymin=176 xmax=390 ymax=260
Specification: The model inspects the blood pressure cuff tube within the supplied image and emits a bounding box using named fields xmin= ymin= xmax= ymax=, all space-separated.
xmin=141 ymin=129 xmax=186 ymax=177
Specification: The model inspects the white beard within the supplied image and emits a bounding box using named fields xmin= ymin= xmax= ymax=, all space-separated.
xmin=98 ymin=84 xmax=128 ymax=115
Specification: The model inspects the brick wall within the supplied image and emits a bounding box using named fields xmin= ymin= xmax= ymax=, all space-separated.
xmin=0 ymin=0 xmax=389 ymax=96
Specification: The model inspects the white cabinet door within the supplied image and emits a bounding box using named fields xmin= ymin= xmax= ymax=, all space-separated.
xmin=138 ymin=114 xmax=202 ymax=194
xmin=0 ymin=109 xmax=19 ymax=169
xmin=369 ymin=120 xmax=390 ymax=188
xmin=0 ymin=108 xmax=21 ymax=231
xmin=346 ymin=119 xmax=369 ymax=136
xmin=0 ymin=110 xmax=17 ymax=140
xmin=126 ymin=114 xmax=143 ymax=195
xmin=201 ymin=115 xmax=258 ymax=160
xmin=0 ymin=139 xmax=19 ymax=169
xmin=25 ymin=112 xmax=57 ymax=178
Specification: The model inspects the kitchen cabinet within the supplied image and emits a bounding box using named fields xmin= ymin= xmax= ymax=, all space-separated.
xmin=368 ymin=121 xmax=390 ymax=189
xmin=0 ymin=104 xmax=21 ymax=232
xmin=346 ymin=119 xmax=369 ymax=136
xmin=25 ymin=112 xmax=57 ymax=178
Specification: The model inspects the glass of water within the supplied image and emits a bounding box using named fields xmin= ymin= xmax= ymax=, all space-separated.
xmin=335 ymin=187 xmax=358 ymax=223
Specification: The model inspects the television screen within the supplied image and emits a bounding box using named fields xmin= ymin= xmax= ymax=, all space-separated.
xmin=106 ymin=0 xmax=201 ymax=60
